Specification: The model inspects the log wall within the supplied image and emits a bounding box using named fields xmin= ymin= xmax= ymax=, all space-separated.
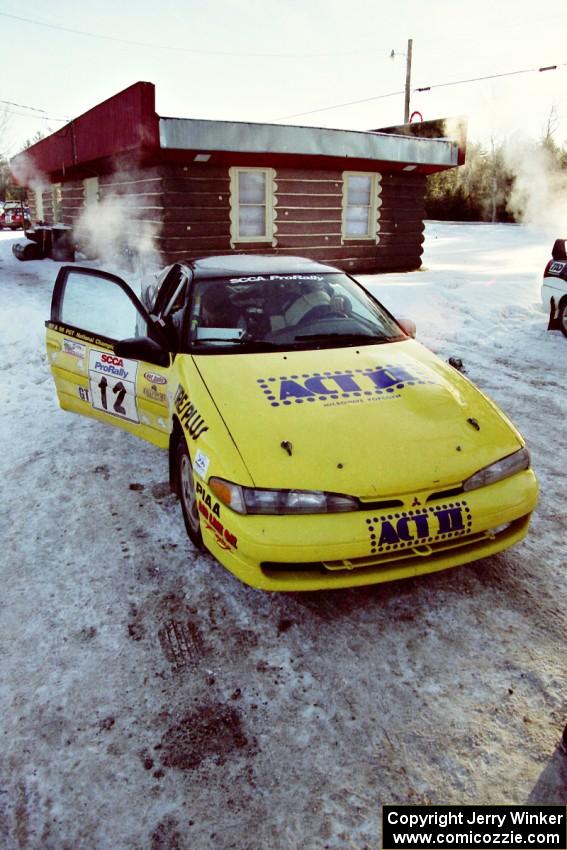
xmin=28 ymin=187 xmax=53 ymax=225
xmin=61 ymin=181 xmax=84 ymax=226
xmin=157 ymin=163 xmax=426 ymax=273
xmin=97 ymin=167 xmax=165 ymax=253
xmin=29 ymin=162 xmax=426 ymax=273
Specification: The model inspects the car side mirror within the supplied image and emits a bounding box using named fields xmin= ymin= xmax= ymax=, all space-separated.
xmin=115 ymin=336 xmax=170 ymax=367
xmin=397 ymin=318 xmax=416 ymax=338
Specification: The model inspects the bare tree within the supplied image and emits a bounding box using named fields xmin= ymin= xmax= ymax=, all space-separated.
xmin=542 ymin=103 xmax=560 ymax=144
xmin=0 ymin=107 xmax=11 ymax=199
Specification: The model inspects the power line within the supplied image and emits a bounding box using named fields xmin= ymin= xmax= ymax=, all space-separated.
xmin=274 ymin=89 xmax=405 ymax=122
xmin=1 ymin=107 xmax=64 ymax=122
xmin=0 ymin=98 xmax=68 ymax=121
xmin=414 ymin=64 xmax=564 ymax=93
xmin=0 ymin=98 xmax=47 ymax=114
xmin=2 ymin=47 xmax=565 ymax=135
xmin=0 ymin=11 xmax=380 ymax=58
xmin=273 ymin=62 xmax=567 ymax=122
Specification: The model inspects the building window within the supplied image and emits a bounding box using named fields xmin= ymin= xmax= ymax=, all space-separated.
xmin=230 ymin=167 xmax=274 ymax=243
xmin=342 ymin=172 xmax=380 ymax=240
xmin=52 ymin=184 xmax=62 ymax=224
xmin=84 ymin=177 xmax=99 ymax=206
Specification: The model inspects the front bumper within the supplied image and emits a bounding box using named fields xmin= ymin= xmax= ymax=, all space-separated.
xmin=198 ymin=470 xmax=538 ymax=591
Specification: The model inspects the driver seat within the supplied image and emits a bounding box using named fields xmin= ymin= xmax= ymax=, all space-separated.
xmin=283 ymin=289 xmax=330 ymax=325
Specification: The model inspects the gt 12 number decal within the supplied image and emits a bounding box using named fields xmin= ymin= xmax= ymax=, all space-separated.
xmin=98 ymin=377 xmax=127 ymax=415
xmin=88 ymin=350 xmax=139 ymax=423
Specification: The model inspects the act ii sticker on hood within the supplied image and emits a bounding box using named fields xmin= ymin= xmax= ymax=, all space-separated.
xmin=257 ymin=363 xmax=433 ymax=408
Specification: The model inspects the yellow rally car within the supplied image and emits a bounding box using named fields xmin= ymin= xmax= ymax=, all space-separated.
xmin=46 ymin=256 xmax=538 ymax=591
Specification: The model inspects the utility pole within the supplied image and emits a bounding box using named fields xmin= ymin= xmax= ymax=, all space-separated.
xmin=404 ymin=38 xmax=413 ymax=123
xmin=391 ymin=39 xmax=413 ymax=123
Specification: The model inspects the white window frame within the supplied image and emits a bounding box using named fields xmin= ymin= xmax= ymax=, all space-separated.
xmin=229 ymin=167 xmax=275 ymax=244
xmin=341 ymin=171 xmax=380 ymax=241
xmin=84 ymin=176 xmax=100 ymax=206
xmin=34 ymin=188 xmax=44 ymax=222
xmin=52 ymin=183 xmax=62 ymax=224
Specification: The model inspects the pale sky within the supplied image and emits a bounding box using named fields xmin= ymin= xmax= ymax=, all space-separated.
xmin=1 ymin=0 xmax=566 ymax=157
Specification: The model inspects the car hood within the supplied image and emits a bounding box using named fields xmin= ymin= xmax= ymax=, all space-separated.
xmin=189 ymin=340 xmax=523 ymax=496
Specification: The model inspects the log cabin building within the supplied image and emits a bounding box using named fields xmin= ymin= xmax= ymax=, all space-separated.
xmin=11 ymin=82 xmax=465 ymax=273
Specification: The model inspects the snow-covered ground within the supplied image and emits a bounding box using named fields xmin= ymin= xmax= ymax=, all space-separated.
xmin=0 ymin=222 xmax=565 ymax=850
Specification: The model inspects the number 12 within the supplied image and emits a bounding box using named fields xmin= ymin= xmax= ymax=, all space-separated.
xmin=98 ymin=377 xmax=127 ymax=415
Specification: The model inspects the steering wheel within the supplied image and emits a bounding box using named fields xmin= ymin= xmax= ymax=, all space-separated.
xmin=297 ymin=304 xmax=345 ymax=325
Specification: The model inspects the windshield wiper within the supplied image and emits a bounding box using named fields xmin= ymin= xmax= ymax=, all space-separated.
xmin=195 ymin=336 xmax=245 ymax=343
xmin=293 ymin=332 xmax=396 ymax=344
xmin=193 ymin=338 xmax=288 ymax=350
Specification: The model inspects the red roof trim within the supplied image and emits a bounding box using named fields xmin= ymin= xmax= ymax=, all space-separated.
xmin=11 ymin=82 xmax=159 ymax=181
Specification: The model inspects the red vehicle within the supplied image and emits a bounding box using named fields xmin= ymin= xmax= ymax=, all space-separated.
xmin=0 ymin=201 xmax=31 ymax=230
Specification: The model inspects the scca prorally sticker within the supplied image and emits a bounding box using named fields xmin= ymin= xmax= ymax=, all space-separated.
xmin=229 ymin=274 xmax=324 ymax=283
xmin=193 ymin=449 xmax=210 ymax=480
xmin=366 ymin=501 xmax=472 ymax=555
xmin=64 ymin=338 xmax=86 ymax=359
xmin=144 ymin=371 xmax=167 ymax=385
xmin=257 ymin=364 xmax=434 ymax=408
xmin=174 ymin=385 xmax=209 ymax=440
xmin=88 ymin=350 xmax=139 ymax=423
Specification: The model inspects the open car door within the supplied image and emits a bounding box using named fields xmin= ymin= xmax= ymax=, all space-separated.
xmin=46 ymin=267 xmax=173 ymax=449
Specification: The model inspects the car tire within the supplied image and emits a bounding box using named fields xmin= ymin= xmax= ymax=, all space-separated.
xmin=559 ymin=298 xmax=567 ymax=338
xmin=176 ymin=435 xmax=203 ymax=547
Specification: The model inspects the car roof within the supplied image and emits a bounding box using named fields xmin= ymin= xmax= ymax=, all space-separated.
xmin=188 ymin=254 xmax=342 ymax=280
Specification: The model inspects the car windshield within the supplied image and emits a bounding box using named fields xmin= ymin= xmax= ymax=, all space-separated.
xmin=187 ymin=272 xmax=405 ymax=352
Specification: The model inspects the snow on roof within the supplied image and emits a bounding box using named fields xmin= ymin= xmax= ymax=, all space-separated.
xmin=159 ymin=117 xmax=459 ymax=167
xmin=190 ymin=254 xmax=339 ymax=278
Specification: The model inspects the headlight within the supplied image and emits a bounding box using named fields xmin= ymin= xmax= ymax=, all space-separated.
xmin=463 ymin=447 xmax=530 ymax=492
xmin=209 ymin=478 xmax=358 ymax=515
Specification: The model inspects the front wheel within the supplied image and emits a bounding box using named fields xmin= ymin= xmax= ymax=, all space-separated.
xmin=176 ymin=437 xmax=203 ymax=547
xmin=559 ymin=298 xmax=567 ymax=338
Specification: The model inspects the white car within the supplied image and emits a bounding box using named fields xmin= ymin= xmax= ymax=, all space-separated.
xmin=542 ymin=239 xmax=567 ymax=337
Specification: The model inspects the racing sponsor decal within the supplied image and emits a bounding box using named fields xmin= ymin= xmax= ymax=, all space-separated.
xmin=195 ymin=482 xmax=237 ymax=550
xmin=142 ymin=385 xmax=167 ymax=404
xmin=88 ymin=349 xmax=139 ymax=423
xmin=366 ymin=500 xmax=472 ymax=555
xmin=63 ymin=338 xmax=86 ymax=359
xmin=196 ymin=483 xmax=220 ymax=515
xmin=174 ymin=385 xmax=209 ymax=440
xmin=78 ymin=386 xmax=90 ymax=402
xmin=144 ymin=371 xmax=167 ymax=385
xmin=91 ymin=352 xmax=132 ymax=380
xmin=549 ymin=261 xmax=566 ymax=275
xmin=193 ymin=449 xmax=210 ymax=481
xmin=257 ymin=364 xmax=434 ymax=408
xmin=45 ymin=322 xmax=113 ymax=349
